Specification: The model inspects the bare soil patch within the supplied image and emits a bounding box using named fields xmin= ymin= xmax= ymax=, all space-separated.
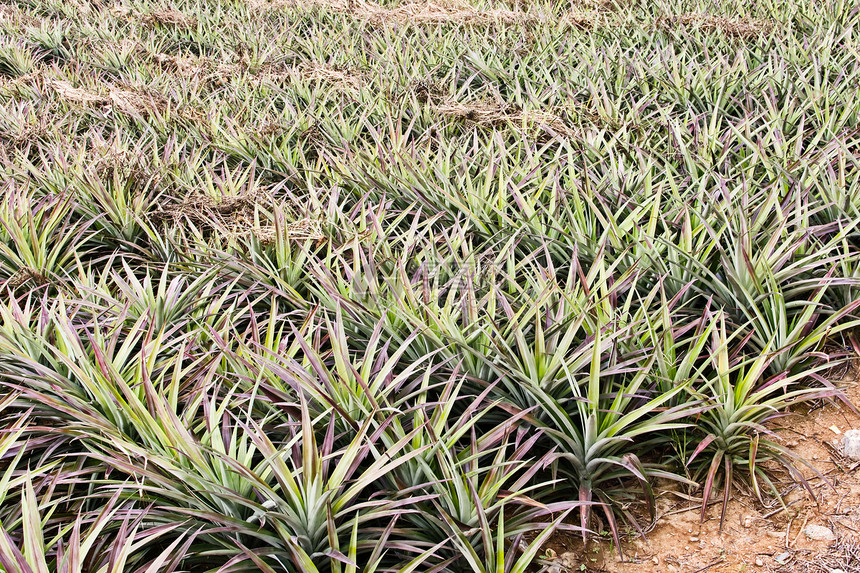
xmin=541 ymin=368 xmax=860 ymax=573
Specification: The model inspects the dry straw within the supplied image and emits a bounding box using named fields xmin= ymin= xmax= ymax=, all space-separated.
xmin=292 ymin=62 xmax=364 ymax=90
xmin=141 ymin=8 xmax=197 ymax=27
xmin=148 ymin=52 xmax=243 ymax=81
xmin=433 ymin=99 xmax=579 ymax=138
xmin=660 ymin=13 xmax=774 ymax=38
xmin=153 ymin=192 xmax=324 ymax=245
xmin=251 ymin=0 xmax=546 ymax=25
xmin=46 ymin=78 xmax=210 ymax=121
xmin=564 ymin=10 xmax=605 ymax=28
xmin=0 ymin=4 xmax=41 ymax=27
xmin=109 ymin=5 xmax=196 ymax=26
xmin=49 ymin=79 xmax=169 ymax=117
xmin=4 ymin=268 xmax=51 ymax=292
xmin=146 ymin=52 xmax=364 ymax=90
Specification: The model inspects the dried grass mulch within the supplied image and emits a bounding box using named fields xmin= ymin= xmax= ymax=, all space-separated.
xmin=152 ymin=192 xmax=325 ymax=245
xmin=2 ymin=70 xmax=203 ymax=121
xmin=110 ymin=5 xmax=197 ymax=27
xmin=145 ymin=52 xmax=364 ymax=90
xmin=141 ymin=8 xmax=197 ymax=26
xmin=3 ymin=269 xmax=51 ymax=293
xmin=659 ymin=12 xmax=774 ymax=38
xmin=48 ymin=78 xmax=178 ymax=118
xmin=432 ymin=98 xmax=581 ymax=139
xmin=251 ymin=0 xmax=547 ymax=25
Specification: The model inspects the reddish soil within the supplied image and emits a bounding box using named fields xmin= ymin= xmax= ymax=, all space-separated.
xmin=541 ymin=368 xmax=860 ymax=573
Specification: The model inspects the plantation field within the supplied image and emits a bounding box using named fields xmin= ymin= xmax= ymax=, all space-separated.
xmin=1 ymin=0 xmax=860 ymax=569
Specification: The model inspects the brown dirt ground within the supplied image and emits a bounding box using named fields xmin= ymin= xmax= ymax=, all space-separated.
xmin=541 ymin=366 xmax=860 ymax=573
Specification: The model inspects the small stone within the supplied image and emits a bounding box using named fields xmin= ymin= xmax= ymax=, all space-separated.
xmin=689 ymin=536 xmax=699 ymax=542
xmin=805 ymin=524 xmax=836 ymax=541
xmin=545 ymin=548 xmax=557 ymax=558
xmin=742 ymin=516 xmax=754 ymax=528
xmin=559 ymin=552 xmax=578 ymax=568
xmin=652 ymin=557 xmax=659 ymax=565
xmin=685 ymin=546 xmax=690 ymax=551
xmin=843 ymin=429 xmax=860 ymax=460
xmin=775 ymin=552 xmax=791 ymax=564
xmin=755 ymin=557 xmax=764 ymax=567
